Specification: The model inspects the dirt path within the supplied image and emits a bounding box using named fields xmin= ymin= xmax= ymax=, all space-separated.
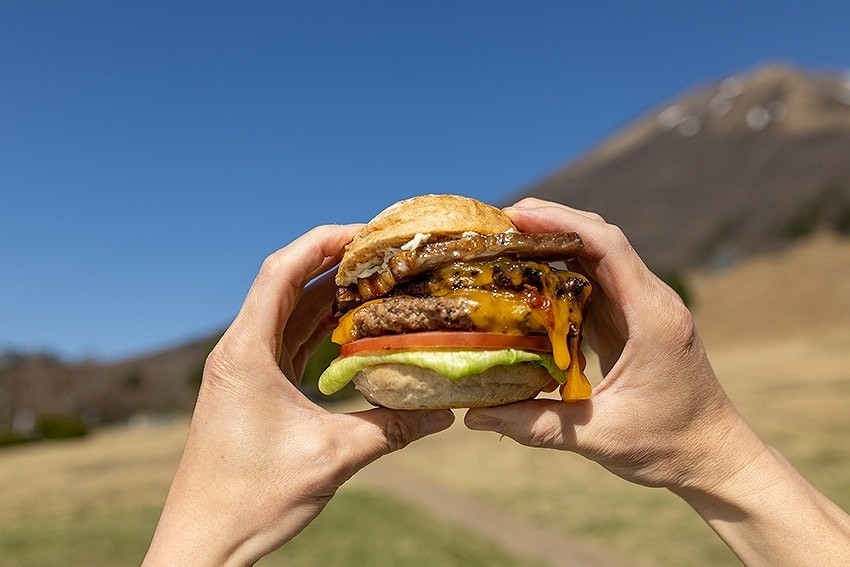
xmin=352 ymin=460 xmax=644 ymax=567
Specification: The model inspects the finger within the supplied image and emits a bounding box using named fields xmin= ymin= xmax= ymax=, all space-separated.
xmin=504 ymin=202 xmax=639 ymax=277
xmin=339 ymin=408 xmax=455 ymax=470
xmin=228 ymin=224 xmax=362 ymax=359
xmin=582 ymin=289 xmax=628 ymax=375
xmin=289 ymin=312 xmax=337 ymax=385
xmin=281 ymin=271 xmax=338 ymax=363
xmin=507 ymin=201 xmax=633 ymax=368
xmin=464 ymin=399 xmax=592 ymax=451
xmin=502 ymin=202 xmax=664 ymax=330
xmin=511 ymin=197 xmax=605 ymax=222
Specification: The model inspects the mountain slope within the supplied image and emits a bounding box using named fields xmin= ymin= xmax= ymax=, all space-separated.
xmin=691 ymin=230 xmax=850 ymax=346
xmin=1 ymin=334 xmax=217 ymax=429
xmin=520 ymin=63 xmax=850 ymax=272
xmin=6 ymin=63 xmax=850 ymax=427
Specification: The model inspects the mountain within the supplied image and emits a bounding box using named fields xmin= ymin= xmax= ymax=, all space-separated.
xmin=519 ymin=63 xmax=850 ymax=272
xmin=0 ymin=335 xmax=217 ymax=432
xmin=691 ymin=229 xmax=850 ymax=346
xmin=5 ymin=63 xmax=850 ymax=430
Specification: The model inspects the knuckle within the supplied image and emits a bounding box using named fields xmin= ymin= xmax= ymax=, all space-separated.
xmin=586 ymin=211 xmax=607 ymax=224
xmin=653 ymin=291 xmax=698 ymax=353
xmin=525 ymin=415 xmax=564 ymax=448
xmin=258 ymin=250 xmax=286 ymax=280
xmin=201 ymin=337 xmax=249 ymax=390
xmin=315 ymin=435 xmax=355 ymax=487
xmin=202 ymin=343 xmax=234 ymax=382
xmin=670 ymin=303 xmax=699 ymax=354
xmin=513 ymin=197 xmax=547 ymax=208
xmin=604 ymin=223 xmax=630 ymax=247
xmin=258 ymin=249 xmax=301 ymax=303
xmin=382 ymin=414 xmax=420 ymax=453
xmin=294 ymin=428 xmax=355 ymax=492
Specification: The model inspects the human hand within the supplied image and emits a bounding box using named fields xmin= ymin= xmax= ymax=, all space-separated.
xmin=144 ymin=225 xmax=454 ymax=567
xmin=464 ymin=198 xmax=757 ymax=492
xmin=466 ymin=199 xmax=850 ymax=565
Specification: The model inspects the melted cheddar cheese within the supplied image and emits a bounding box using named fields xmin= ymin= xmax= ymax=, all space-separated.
xmin=332 ymin=261 xmax=593 ymax=401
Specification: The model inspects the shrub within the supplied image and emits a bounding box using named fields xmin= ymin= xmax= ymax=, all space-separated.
xmin=834 ymin=205 xmax=850 ymax=235
xmin=778 ymin=184 xmax=849 ymax=240
xmin=122 ymin=369 xmax=143 ymax=390
xmin=0 ymin=432 xmax=32 ymax=447
xmin=36 ymin=415 xmax=90 ymax=439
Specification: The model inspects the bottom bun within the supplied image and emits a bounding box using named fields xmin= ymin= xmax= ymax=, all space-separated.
xmin=352 ymin=362 xmax=552 ymax=410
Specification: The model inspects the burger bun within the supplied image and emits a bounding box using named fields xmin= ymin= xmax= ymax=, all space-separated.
xmin=337 ymin=194 xmax=516 ymax=285
xmin=352 ymin=362 xmax=552 ymax=410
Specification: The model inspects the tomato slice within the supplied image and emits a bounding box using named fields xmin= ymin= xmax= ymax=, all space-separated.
xmin=338 ymin=332 xmax=552 ymax=357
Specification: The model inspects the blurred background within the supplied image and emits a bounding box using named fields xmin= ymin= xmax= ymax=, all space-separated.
xmin=2 ymin=3 xmax=850 ymax=566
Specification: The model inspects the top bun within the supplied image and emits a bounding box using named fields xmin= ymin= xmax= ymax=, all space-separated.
xmin=337 ymin=194 xmax=516 ymax=285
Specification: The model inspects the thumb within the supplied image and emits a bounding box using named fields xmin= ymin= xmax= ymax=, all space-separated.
xmin=464 ymin=399 xmax=593 ymax=450
xmin=343 ymin=408 xmax=455 ymax=469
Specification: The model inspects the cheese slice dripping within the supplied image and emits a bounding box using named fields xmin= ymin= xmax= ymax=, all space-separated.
xmin=521 ymin=264 xmax=592 ymax=401
xmin=333 ymin=260 xmax=592 ymax=401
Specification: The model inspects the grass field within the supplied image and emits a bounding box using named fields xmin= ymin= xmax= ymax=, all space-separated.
xmin=0 ymin=422 xmax=542 ymax=567
xmin=3 ymin=236 xmax=850 ymax=566
xmin=372 ymin=325 xmax=850 ymax=566
xmin=3 ymin=323 xmax=848 ymax=567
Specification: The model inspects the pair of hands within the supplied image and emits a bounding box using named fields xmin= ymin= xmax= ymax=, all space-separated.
xmin=144 ymin=199 xmax=850 ymax=566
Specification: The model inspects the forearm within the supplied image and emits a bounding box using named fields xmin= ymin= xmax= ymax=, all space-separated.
xmin=673 ymin=423 xmax=850 ymax=566
xmin=143 ymin=445 xmax=282 ymax=567
xmin=143 ymin=474 xmax=263 ymax=567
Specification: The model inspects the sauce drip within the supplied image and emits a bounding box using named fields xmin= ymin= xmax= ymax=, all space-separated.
xmin=333 ymin=260 xmax=593 ymax=401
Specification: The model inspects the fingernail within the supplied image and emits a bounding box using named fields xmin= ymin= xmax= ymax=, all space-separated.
xmin=420 ymin=410 xmax=455 ymax=435
xmin=465 ymin=414 xmax=504 ymax=432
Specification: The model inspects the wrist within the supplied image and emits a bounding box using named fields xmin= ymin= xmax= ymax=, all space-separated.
xmin=143 ymin=468 xmax=268 ymax=567
xmin=670 ymin=421 xmax=850 ymax=565
xmin=668 ymin=412 xmax=769 ymax=498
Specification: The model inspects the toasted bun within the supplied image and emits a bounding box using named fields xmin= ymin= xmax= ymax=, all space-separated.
xmin=336 ymin=194 xmax=515 ymax=285
xmin=352 ymin=362 xmax=552 ymax=410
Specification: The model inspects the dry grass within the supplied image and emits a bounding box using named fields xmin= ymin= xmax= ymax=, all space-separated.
xmin=0 ymin=422 xmax=185 ymax=565
xmin=2 ymin=234 xmax=848 ymax=566
xmin=369 ymin=324 xmax=850 ymax=566
xmin=2 ymin=328 xmax=848 ymax=566
xmin=361 ymin=233 xmax=850 ymax=566
xmin=692 ymin=231 xmax=850 ymax=346
xmin=0 ymin=420 xmax=185 ymax=523
xmin=0 ymin=419 xmax=541 ymax=567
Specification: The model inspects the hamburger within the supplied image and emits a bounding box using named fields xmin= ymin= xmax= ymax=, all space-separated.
xmin=318 ymin=194 xmax=592 ymax=409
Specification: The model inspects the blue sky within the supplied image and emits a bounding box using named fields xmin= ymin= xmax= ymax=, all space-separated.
xmin=3 ymin=1 xmax=850 ymax=360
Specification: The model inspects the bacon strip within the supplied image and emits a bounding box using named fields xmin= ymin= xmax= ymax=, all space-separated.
xmin=335 ymin=232 xmax=583 ymax=313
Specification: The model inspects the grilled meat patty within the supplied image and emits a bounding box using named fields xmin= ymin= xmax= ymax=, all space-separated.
xmin=340 ymin=260 xmax=590 ymax=341
xmin=335 ymin=232 xmax=584 ymax=313
xmin=347 ymin=296 xmax=478 ymax=339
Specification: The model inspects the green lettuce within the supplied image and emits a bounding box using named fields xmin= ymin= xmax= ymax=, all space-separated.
xmin=318 ymin=349 xmax=568 ymax=395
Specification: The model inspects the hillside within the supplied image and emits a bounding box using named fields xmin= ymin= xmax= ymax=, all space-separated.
xmin=691 ymin=230 xmax=850 ymax=347
xmin=520 ymin=63 xmax=850 ymax=272
xmin=0 ymin=334 xmax=217 ymax=429
xmin=5 ymin=62 xmax=850 ymax=428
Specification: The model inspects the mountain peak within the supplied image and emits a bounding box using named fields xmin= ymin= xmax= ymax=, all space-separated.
xmin=521 ymin=64 xmax=850 ymax=272
xmin=653 ymin=62 xmax=850 ymax=141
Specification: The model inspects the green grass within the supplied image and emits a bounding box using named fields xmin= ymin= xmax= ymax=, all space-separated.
xmin=266 ymin=488 xmax=542 ymax=567
xmin=3 ymin=323 xmax=849 ymax=567
xmin=0 ymin=429 xmax=541 ymax=567
xmin=0 ymin=505 xmax=161 ymax=567
xmin=0 ymin=489 xmax=540 ymax=567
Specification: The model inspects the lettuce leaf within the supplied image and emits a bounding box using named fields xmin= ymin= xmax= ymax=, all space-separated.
xmin=318 ymin=349 xmax=568 ymax=395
